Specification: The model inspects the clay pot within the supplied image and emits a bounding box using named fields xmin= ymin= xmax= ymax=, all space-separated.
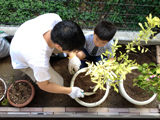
xmin=7 ymin=80 xmax=35 ymax=107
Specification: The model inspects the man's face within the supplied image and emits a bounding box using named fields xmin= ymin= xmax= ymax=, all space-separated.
xmin=55 ymin=44 xmax=78 ymax=55
xmin=93 ymin=34 xmax=108 ymax=47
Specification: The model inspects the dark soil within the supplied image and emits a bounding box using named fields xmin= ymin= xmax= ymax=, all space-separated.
xmin=123 ymin=45 xmax=156 ymax=101
xmin=8 ymin=82 xmax=32 ymax=104
xmin=124 ymin=69 xmax=154 ymax=101
xmin=74 ymin=72 xmax=106 ymax=103
xmin=0 ymin=80 xmax=5 ymax=98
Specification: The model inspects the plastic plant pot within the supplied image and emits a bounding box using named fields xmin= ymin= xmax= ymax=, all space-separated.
xmin=70 ymin=67 xmax=110 ymax=107
xmin=0 ymin=78 xmax=7 ymax=101
xmin=119 ymin=67 xmax=157 ymax=105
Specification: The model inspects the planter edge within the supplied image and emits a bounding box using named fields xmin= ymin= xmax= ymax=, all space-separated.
xmin=119 ymin=67 xmax=157 ymax=105
xmin=70 ymin=67 xmax=110 ymax=107
xmin=0 ymin=78 xmax=7 ymax=101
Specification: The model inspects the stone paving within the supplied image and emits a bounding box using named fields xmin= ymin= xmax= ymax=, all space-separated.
xmin=0 ymin=107 xmax=159 ymax=117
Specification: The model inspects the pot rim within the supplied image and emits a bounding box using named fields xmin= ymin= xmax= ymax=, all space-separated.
xmin=0 ymin=78 xmax=7 ymax=101
xmin=119 ymin=67 xmax=157 ymax=105
xmin=70 ymin=67 xmax=110 ymax=107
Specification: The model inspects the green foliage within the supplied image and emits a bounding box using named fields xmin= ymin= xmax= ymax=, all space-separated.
xmin=1 ymin=98 xmax=8 ymax=106
xmin=104 ymin=0 xmax=160 ymax=30
xmin=85 ymin=38 xmax=139 ymax=92
xmin=84 ymin=14 xmax=160 ymax=96
xmin=0 ymin=0 xmax=100 ymax=28
xmin=134 ymin=63 xmax=160 ymax=101
xmin=0 ymin=0 xmax=159 ymax=30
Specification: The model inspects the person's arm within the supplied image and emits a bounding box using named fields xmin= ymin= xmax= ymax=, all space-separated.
xmin=37 ymin=80 xmax=71 ymax=94
xmin=109 ymin=57 xmax=114 ymax=61
xmin=37 ymin=80 xmax=84 ymax=99
xmin=30 ymin=65 xmax=75 ymax=95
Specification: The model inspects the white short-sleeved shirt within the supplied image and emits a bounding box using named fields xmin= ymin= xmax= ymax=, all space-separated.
xmin=10 ymin=13 xmax=62 ymax=82
xmin=84 ymin=34 xmax=114 ymax=58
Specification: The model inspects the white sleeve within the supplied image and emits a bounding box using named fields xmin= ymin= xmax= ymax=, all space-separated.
xmin=26 ymin=54 xmax=51 ymax=82
xmin=33 ymin=13 xmax=62 ymax=33
xmin=33 ymin=67 xmax=50 ymax=82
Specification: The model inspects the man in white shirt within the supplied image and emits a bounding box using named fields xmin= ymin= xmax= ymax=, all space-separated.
xmin=10 ymin=13 xmax=85 ymax=99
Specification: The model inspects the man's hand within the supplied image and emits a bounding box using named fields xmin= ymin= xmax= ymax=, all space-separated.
xmin=68 ymin=87 xmax=84 ymax=99
xmin=68 ymin=55 xmax=81 ymax=74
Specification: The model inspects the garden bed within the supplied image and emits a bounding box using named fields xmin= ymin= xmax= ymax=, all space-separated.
xmin=0 ymin=45 xmax=160 ymax=108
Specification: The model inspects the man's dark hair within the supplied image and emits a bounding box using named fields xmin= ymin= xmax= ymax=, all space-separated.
xmin=51 ymin=20 xmax=85 ymax=52
xmin=94 ymin=21 xmax=117 ymax=41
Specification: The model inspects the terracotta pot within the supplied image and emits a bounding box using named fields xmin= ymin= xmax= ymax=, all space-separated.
xmin=7 ymin=80 xmax=35 ymax=107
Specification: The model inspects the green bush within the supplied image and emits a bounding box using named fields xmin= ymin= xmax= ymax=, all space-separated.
xmin=0 ymin=0 xmax=159 ymax=30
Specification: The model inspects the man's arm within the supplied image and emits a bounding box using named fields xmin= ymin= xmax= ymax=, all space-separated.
xmin=37 ymin=80 xmax=71 ymax=94
xmin=37 ymin=80 xmax=84 ymax=99
xmin=109 ymin=57 xmax=114 ymax=61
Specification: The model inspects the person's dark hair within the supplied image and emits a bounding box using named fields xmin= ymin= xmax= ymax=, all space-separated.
xmin=94 ymin=21 xmax=117 ymax=41
xmin=51 ymin=20 xmax=85 ymax=52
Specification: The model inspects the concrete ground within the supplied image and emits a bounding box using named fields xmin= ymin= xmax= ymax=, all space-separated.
xmin=0 ymin=56 xmax=24 ymax=89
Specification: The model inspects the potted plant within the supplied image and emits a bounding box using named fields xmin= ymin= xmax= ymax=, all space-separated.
xmin=119 ymin=66 xmax=157 ymax=105
xmin=130 ymin=63 xmax=160 ymax=105
xmin=134 ymin=63 xmax=160 ymax=101
xmin=118 ymin=14 xmax=160 ymax=105
xmin=7 ymin=79 xmax=35 ymax=107
xmin=71 ymin=14 xmax=160 ymax=107
xmin=70 ymin=37 xmax=138 ymax=107
xmin=71 ymin=67 xmax=110 ymax=107
xmin=0 ymin=78 xmax=7 ymax=105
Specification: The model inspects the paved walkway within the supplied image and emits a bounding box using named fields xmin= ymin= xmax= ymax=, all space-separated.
xmin=0 ymin=107 xmax=159 ymax=118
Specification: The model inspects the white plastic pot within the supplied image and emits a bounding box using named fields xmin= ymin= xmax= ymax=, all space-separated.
xmin=119 ymin=67 xmax=157 ymax=105
xmin=0 ymin=37 xmax=10 ymax=58
xmin=0 ymin=78 xmax=7 ymax=101
xmin=70 ymin=67 xmax=110 ymax=107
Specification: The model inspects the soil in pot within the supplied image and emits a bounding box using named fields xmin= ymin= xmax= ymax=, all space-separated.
xmin=8 ymin=82 xmax=32 ymax=104
xmin=123 ymin=69 xmax=154 ymax=101
xmin=120 ymin=45 xmax=156 ymax=101
xmin=74 ymin=72 xmax=106 ymax=103
xmin=0 ymin=80 xmax=5 ymax=99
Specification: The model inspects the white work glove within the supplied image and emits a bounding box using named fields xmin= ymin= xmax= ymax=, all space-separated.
xmin=68 ymin=55 xmax=81 ymax=74
xmin=68 ymin=87 xmax=84 ymax=99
